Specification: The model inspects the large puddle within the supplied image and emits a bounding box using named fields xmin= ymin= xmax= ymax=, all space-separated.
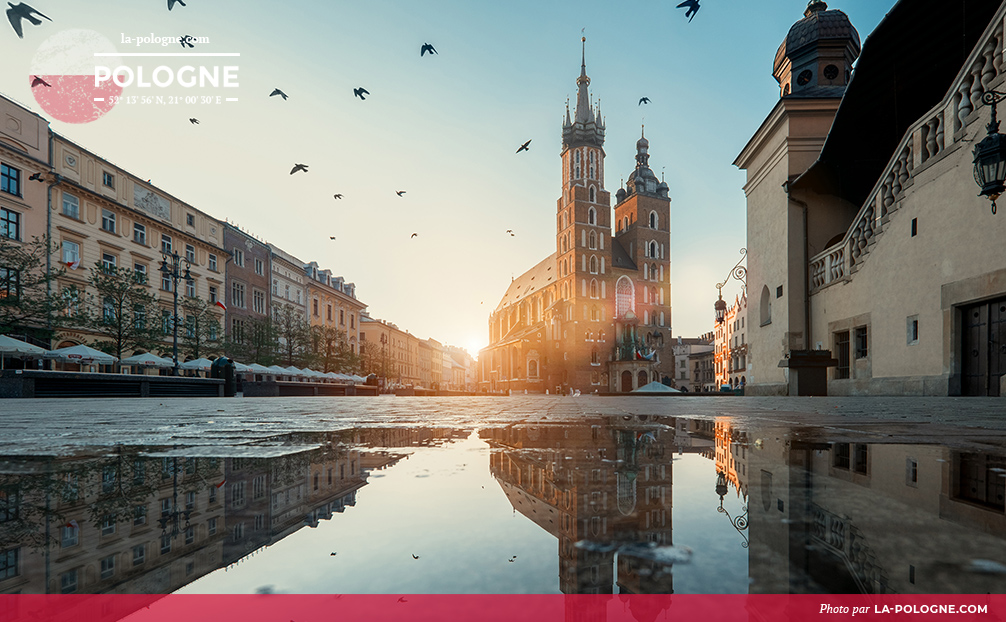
xmin=0 ymin=415 xmax=1004 ymax=594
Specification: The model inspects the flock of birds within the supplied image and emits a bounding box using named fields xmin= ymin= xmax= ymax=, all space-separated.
xmin=7 ymin=0 xmax=703 ymax=245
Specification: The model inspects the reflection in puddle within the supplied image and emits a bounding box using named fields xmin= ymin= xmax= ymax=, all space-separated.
xmin=0 ymin=416 xmax=1003 ymax=596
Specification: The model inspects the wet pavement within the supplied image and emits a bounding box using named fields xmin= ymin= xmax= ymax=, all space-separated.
xmin=0 ymin=396 xmax=1004 ymax=595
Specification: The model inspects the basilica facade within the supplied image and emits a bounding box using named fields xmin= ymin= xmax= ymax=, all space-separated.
xmin=479 ymin=45 xmax=673 ymax=394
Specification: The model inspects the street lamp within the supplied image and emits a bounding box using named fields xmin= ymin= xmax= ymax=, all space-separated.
xmin=159 ymin=251 xmax=193 ymax=376
xmin=715 ymin=470 xmax=749 ymax=548
xmin=973 ymin=90 xmax=1006 ymax=214
xmin=158 ymin=456 xmax=192 ymax=541
xmin=714 ymin=248 xmax=747 ymax=324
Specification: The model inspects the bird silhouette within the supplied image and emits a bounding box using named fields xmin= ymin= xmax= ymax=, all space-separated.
xmin=179 ymin=34 xmax=194 ymax=48
xmin=329 ymin=236 xmax=336 ymax=240
xmin=333 ymin=194 xmax=343 ymax=199
xmin=30 ymin=75 xmax=50 ymax=88
xmin=516 ymin=139 xmax=531 ymax=153
xmin=6 ymin=2 xmax=51 ymax=39
xmin=677 ymin=0 xmax=700 ymax=22
xmin=638 ymin=97 xmax=650 ymax=105
xmin=506 ymin=229 xmax=513 ymax=233
xmin=28 ymin=172 xmax=43 ymax=182
xmin=354 ymin=87 xmax=370 ymax=100
xmin=397 ymin=597 xmax=408 ymax=603
xmin=290 ymin=164 xmax=308 ymax=174
xmin=270 ymin=88 xmax=288 ymax=100
xmin=421 ymin=43 xmax=437 ymax=56
xmin=411 ymin=553 xmax=420 ymax=559
xmin=189 ymin=118 xmax=199 ymax=124
xmin=330 ymin=552 xmax=337 ymax=556
xmin=396 ymin=191 xmax=406 ymax=197
xmin=167 ymin=0 xmax=186 ymax=10
xmin=410 ymin=233 xmax=418 ymax=238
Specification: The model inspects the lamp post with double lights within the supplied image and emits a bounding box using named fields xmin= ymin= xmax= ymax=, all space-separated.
xmin=715 ymin=470 xmax=749 ymax=548
xmin=714 ymin=248 xmax=748 ymax=324
xmin=973 ymin=90 xmax=1006 ymax=214
xmin=159 ymin=251 xmax=193 ymax=376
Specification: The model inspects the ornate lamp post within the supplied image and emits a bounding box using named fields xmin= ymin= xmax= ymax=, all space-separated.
xmin=974 ymin=91 xmax=1006 ymax=215
xmin=714 ymin=249 xmax=748 ymax=324
xmin=159 ymin=251 xmax=193 ymax=376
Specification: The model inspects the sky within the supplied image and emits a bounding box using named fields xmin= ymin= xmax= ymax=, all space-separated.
xmin=0 ymin=0 xmax=898 ymax=356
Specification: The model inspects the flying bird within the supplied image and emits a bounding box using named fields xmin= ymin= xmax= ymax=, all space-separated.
xmin=410 ymin=233 xmax=418 ymax=238
xmin=6 ymin=2 xmax=51 ymax=39
xmin=330 ymin=552 xmax=337 ymax=556
xmin=28 ymin=172 xmax=43 ymax=182
xmin=329 ymin=236 xmax=336 ymax=240
xmin=396 ymin=190 xmax=406 ymax=196
xmin=354 ymin=87 xmax=369 ymax=100
xmin=638 ymin=97 xmax=650 ymax=105
xmin=167 ymin=0 xmax=186 ymax=9
xmin=421 ymin=42 xmax=437 ymax=56
xmin=290 ymin=163 xmax=308 ymax=174
xmin=516 ymin=139 xmax=531 ymax=153
xmin=411 ymin=554 xmax=420 ymax=559
xmin=676 ymin=0 xmax=700 ymax=22
xmin=270 ymin=88 xmax=288 ymax=100
xmin=31 ymin=75 xmax=50 ymax=88
xmin=397 ymin=597 xmax=408 ymax=603
xmin=333 ymin=194 xmax=343 ymax=199
xmin=179 ymin=35 xmax=194 ymax=48
xmin=189 ymin=118 xmax=199 ymax=124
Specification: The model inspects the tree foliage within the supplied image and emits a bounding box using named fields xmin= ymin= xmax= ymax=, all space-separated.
xmin=81 ymin=263 xmax=161 ymax=361
xmin=0 ymin=235 xmax=66 ymax=336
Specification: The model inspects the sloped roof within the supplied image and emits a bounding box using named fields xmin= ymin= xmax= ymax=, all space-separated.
xmin=494 ymin=254 xmax=556 ymax=313
xmin=610 ymin=237 xmax=637 ymax=271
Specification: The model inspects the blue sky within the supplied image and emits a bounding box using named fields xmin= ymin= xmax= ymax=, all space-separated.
xmin=1 ymin=0 xmax=897 ymax=354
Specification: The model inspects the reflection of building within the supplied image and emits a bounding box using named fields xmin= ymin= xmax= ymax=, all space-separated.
xmin=484 ymin=417 xmax=677 ymax=594
xmin=479 ymin=45 xmax=673 ymax=395
xmin=747 ymin=428 xmax=1006 ymax=594
xmin=0 ymin=453 xmax=226 ymax=595
xmin=738 ymin=1 xmax=1006 ymax=395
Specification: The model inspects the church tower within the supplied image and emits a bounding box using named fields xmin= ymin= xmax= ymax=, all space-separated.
xmin=554 ymin=38 xmax=613 ymax=390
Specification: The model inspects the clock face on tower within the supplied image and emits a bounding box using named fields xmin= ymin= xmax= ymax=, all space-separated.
xmin=823 ymin=64 xmax=839 ymax=80
xmin=797 ymin=70 xmax=813 ymax=86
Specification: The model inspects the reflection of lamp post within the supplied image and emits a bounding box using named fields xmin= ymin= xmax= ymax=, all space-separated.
xmin=714 ymin=249 xmax=747 ymax=324
xmin=973 ymin=90 xmax=1006 ymax=214
xmin=159 ymin=251 xmax=193 ymax=376
xmin=716 ymin=470 xmax=749 ymax=548
xmin=158 ymin=457 xmax=192 ymax=540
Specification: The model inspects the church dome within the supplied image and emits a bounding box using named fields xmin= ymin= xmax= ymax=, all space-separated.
xmin=636 ymin=135 xmax=649 ymax=150
xmin=774 ymin=1 xmax=861 ymax=76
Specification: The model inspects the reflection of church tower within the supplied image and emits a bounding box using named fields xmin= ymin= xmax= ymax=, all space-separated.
xmin=553 ymin=38 xmax=613 ymax=390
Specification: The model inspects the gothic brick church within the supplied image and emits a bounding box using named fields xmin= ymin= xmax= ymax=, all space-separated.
xmin=479 ymin=42 xmax=673 ymax=393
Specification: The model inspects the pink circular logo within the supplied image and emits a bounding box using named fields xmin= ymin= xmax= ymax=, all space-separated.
xmin=29 ymin=29 xmax=122 ymax=124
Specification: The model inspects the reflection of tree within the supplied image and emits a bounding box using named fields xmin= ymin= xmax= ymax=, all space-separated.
xmin=0 ymin=452 xmax=223 ymax=553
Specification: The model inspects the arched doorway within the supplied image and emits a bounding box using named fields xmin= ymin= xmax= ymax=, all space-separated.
xmin=620 ymin=371 xmax=632 ymax=393
xmin=637 ymin=370 xmax=648 ymax=388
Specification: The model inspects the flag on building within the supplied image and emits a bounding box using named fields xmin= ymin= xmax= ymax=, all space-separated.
xmin=215 ymin=301 xmax=227 ymax=311
xmin=65 ymin=258 xmax=80 ymax=270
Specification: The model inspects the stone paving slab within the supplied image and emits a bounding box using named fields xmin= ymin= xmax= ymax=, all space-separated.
xmin=0 ymin=395 xmax=1003 ymax=453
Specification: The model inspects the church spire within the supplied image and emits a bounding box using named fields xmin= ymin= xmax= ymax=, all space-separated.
xmin=575 ymin=37 xmax=592 ymax=123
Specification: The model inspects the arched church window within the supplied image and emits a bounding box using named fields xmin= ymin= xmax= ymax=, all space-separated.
xmin=528 ymin=359 xmax=538 ymax=378
xmin=649 ymin=211 xmax=658 ymax=229
xmin=589 ymin=186 xmax=596 ymax=203
xmin=615 ymin=276 xmax=634 ymax=317
xmin=623 ymin=217 xmax=629 ymax=231
xmin=588 ymin=207 xmax=595 ymax=224
xmin=649 ymin=241 xmax=657 ymax=258
xmin=760 ymin=285 xmax=771 ymax=326
xmin=574 ymin=151 xmax=581 ymax=179
xmin=590 ymin=279 xmax=598 ymax=298
xmin=589 ymin=151 xmax=596 ymax=179
xmin=589 ymin=231 xmax=597 ymax=249
xmin=589 ymin=255 xmax=598 ymax=274
xmin=651 ymin=264 xmax=658 ymax=281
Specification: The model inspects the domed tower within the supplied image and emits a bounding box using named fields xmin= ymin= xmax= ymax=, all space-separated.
xmin=773 ymin=0 xmax=861 ymax=98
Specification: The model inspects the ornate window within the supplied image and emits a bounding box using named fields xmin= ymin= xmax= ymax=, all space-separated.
xmin=528 ymin=359 xmax=538 ymax=378
xmin=589 ymin=187 xmax=596 ymax=203
xmin=589 ymin=231 xmax=597 ymax=249
xmin=649 ymin=211 xmax=658 ymax=229
xmin=590 ymin=279 xmax=598 ymax=298
xmin=615 ymin=276 xmax=634 ymax=317
xmin=574 ymin=151 xmax=581 ymax=179
xmin=589 ymin=255 xmax=598 ymax=274
xmin=588 ymin=207 xmax=595 ymax=224
xmin=589 ymin=151 xmax=596 ymax=179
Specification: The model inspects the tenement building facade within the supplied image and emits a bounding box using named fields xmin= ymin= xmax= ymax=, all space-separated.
xmin=737 ymin=0 xmax=1006 ymax=395
xmin=479 ymin=44 xmax=673 ymax=394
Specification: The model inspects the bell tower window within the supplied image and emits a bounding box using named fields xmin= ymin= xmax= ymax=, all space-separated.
xmin=589 ymin=151 xmax=596 ymax=179
xmin=574 ymin=151 xmax=581 ymax=179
